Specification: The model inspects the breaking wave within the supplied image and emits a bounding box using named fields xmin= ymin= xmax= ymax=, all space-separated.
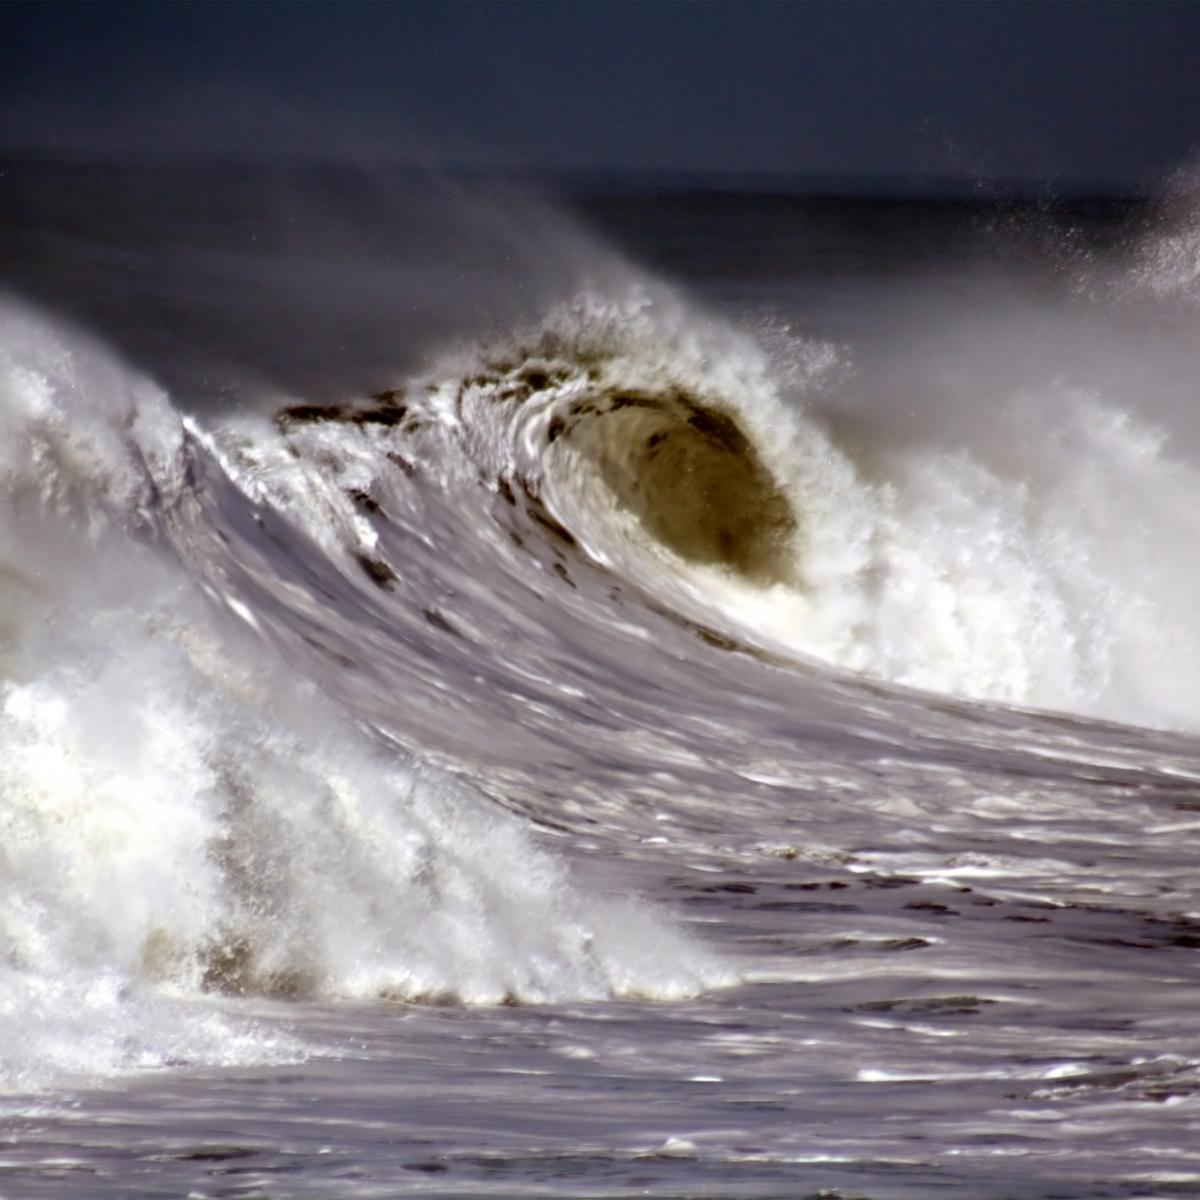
xmin=4 ymin=182 xmax=1200 ymax=1094
xmin=253 ymin=282 xmax=1200 ymax=732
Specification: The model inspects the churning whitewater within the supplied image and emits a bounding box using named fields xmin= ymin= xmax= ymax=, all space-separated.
xmin=3 ymin=170 xmax=1200 ymax=1198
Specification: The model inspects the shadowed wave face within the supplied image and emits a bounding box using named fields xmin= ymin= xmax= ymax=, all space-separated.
xmin=552 ymin=387 xmax=797 ymax=585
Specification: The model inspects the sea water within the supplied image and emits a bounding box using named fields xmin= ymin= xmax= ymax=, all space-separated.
xmin=1 ymin=164 xmax=1199 ymax=1198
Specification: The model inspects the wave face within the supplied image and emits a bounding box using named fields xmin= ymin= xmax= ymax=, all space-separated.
xmin=5 ymin=167 xmax=1200 ymax=1195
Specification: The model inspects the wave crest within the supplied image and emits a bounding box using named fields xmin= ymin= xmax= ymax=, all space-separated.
xmin=258 ymin=285 xmax=1200 ymax=734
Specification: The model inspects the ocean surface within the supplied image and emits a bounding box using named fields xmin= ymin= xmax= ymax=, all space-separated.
xmin=2 ymin=163 xmax=1200 ymax=1199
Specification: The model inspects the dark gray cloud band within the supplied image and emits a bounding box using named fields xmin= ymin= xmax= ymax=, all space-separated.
xmin=3 ymin=2 xmax=1199 ymax=189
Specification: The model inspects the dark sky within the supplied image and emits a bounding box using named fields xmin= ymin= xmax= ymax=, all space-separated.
xmin=3 ymin=1 xmax=1200 ymax=189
